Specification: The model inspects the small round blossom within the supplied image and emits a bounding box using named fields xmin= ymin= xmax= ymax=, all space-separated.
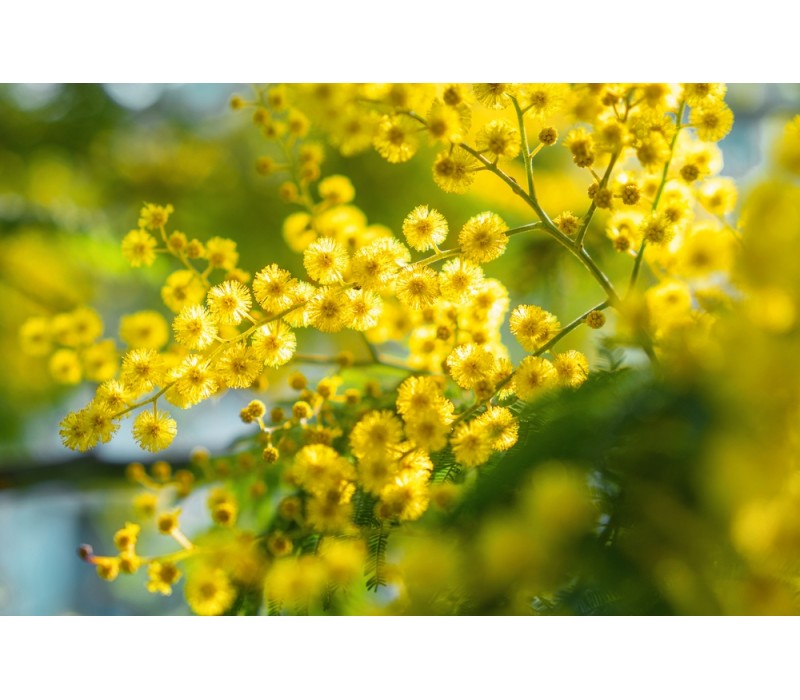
xmin=173 ymin=305 xmax=217 ymax=350
xmin=539 ymin=127 xmax=559 ymax=145
xmin=83 ymin=401 xmax=120 ymax=446
xmin=620 ymin=183 xmax=641 ymax=206
xmin=347 ymin=289 xmax=383 ymax=331
xmin=147 ymin=561 xmax=182 ymax=596
xmin=267 ymin=532 xmax=294 ymax=557
xmin=292 ymin=401 xmax=313 ymax=420
xmin=318 ymin=175 xmax=355 ymax=204
xmin=60 ymin=410 xmax=92 ymax=451
xmin=350 ymin=410 xmax=404 ymax=460
xmin=521 ymin=84 xmax=568 ymax=119
xmin=451 ymin=420 xmax=494 ymax=468
xmin=637 ymin=134 xmax=672 ymax=172
xmin=565 ymin=128 xmax=595 ymax=168
xmin=121 ymin=348 xmax=166 ymax=394
xmin=476 ymin=120 xmax=521 ymax=160
xmin=677 ymin=224 xmax=734 ymax=278
xmin=402 ymin=205 xmax=449 ymax=252
xmin=474 ymin=406 xmax=519 ymax=451
xmin=251 ymin=321 xmax=297 ymax=367
xmin=513 ymin=356 xmax=558 ymax=400
xmin=121 ymin=230 xmax=158 ymax=267
xmin=396 ymin=376 xmax=451 ymax=418
xmin=132 ymin=410 xmax=178 ymax=452
xmin=307 ymin=287 xmax=354 ymax=333
xmin=113 ymin=522 xmax=141 ymax=552
xmin=447 ymin=343 xmax=496 ymax=390
xmin=293 ymin=444 xmax=355 ymax=490
xmin=698 ymin=178 xmax=738 ymax=216
xmin=282 ymin=211 xmax=316 ymax=252
xmin=95 ymin=380 xmax=133 ymax=413
xmin=252 ymin=264 xmax=301 ymax=314
xmin=263 ymin=446 xmax=280 ymax=463
xmin=425 ymin=101 xmax=465 ymax=144
xmin=395 ymin=266 xmax=440 ymax=310
xmin=683 ymin=83 xmax=727 ymax=106
xmin=442 ymin=84 xmax=468 ymax=106
xmin=458 ymin=212 xmax=508 ymax=263
xmin=206 ymin=280 xmax=252 ymax=325
xmin=640 ymin=213 xmax=675 ymax=246
xmin=553 ymin=350 xmax=590 ymax=388
xmin=120 ymin=311 xmax=169 ymax=350
xmin=215 ymin=343 xmax=263 ymax=388
xmin=19 ymin=317 xmax=51 ymax=357
xmin=170 ymin=355 xmax=219 ymax=407
xmin=49 ymin=348 xmax=82 ymax=384
xmin=167 ymin=231 xmax=187 ymax=253
xmin=350 ymin=238 xmax=410 ymax=290
xmin=157 ymin=509 xmax=181 ymax=534
xmin=509 ymin=305 xmax=561 ymax=352
xmin=95 ymin=558 xmax=120 ymax=581
xmin=439 ymin=257 xmax=484 ymax=303
xmin=205 ymin=236 xmax=239 ymax=270
xmin=82 ymin=340 xmax=119 ymax=383
xmin=378 ymin=470 xmax=430 ymax=522
xmin=303 ymin=237 xmax=350 ymax=284
xmin=432 ymin=150 xmax=475 ymax=193
xmin=185 ymin=568 xmax=235 ymax=616
xmin=690 ymin=102 xmax=734 ymax=142
xmin=472 ymin=83 xmax=513 ymax=110
xmin=555 ymin=211 xmax=581 ymax=237
xmin=161 ymin=270 xmax=206 ymax=313
xmin=404 ymin=409 xmax=452 ymax=453
xmin=138 ymin=203 xmax=173 ymax=230
xmin=373 ymin=115 xmax=419 ymax=163
xmin=72 ymin=307 xmax=104 ymax=346
xmin=585 ymin=310 xmax=606 ymax=329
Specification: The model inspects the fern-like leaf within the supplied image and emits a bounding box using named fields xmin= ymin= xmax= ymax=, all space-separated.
xmin=596 ymin=337 xmax=625 ymax=373
xmin=431 ymin=448 xmax=463 ymax=484
xmin=365 ymin=529 xmax=389 ymax=591
xmin=353 ymin=488 xmax=380 ymax=527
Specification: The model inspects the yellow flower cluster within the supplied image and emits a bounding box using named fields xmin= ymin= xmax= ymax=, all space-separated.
xmin=56 ymin=177 xmax=590 ymax=457
xmin=20 ymin=307 xmax=114 ymax=385
xmin=236 ymin=83 xmax=742 ymax=359
xmin=40 ymin=83 xmax=770 ymax=615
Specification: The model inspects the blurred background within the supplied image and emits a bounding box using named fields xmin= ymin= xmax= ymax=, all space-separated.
xmin=1 ymin=83 xmax=798 ymax=614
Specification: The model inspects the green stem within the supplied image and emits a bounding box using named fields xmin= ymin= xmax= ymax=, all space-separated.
xmin=460 ymin=139 xmax=623 ymax=305
xmin=511 ymin=97 xmax=537 ymax=200
xmin=460 ymin=141 xmax=570 ymax=245
xmin=575 ymin=148 xmax=622 ymax=248
xmin=361 ymin=333 xmax=381 ymax=364
xmin=628 ymin=99 xmax=686 ymax=296
xmin=576 ymin=250 xmax=621 ymax=306
xmin=506 ymin=222 xmax=544 ymax=238
xmin=159 ymin=225 xmax=208 ymax=288
xmin=112 ymin=383 xmax=173 ymax=420
xmin=533 ymin=300 xmax=611 ymax=357
xmin=293 ymin=352 xmax=411 ymax=371
xmin=361 ymin=334 xmax=412 ymax=370
xmin=414 ymin=222 xmax=545 ymax=267
xmin=375 ymin=355 xmax=414 ymax=371
xmin=628 ymin=241 xmax=647 ymax=296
